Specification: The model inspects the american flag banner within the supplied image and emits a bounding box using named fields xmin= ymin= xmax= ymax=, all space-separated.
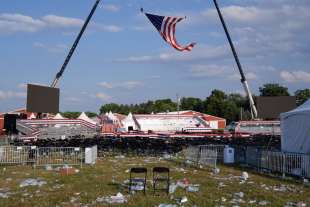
xmin=142 ymin=10 xmax=196 ymax=52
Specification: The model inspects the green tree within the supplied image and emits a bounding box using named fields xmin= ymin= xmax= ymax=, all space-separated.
xmin=61 ymin=111 xmax=81 ymax=119
xmin=85 ymin=111 xmax=97 ymax=118
xmin=204 ymin=89 xmax=227 ymax=116
xmin=259 ymin=83 xmax=290 ymax=96
xmin=295 ymin=89 xmax=310 ymax=106
xmin=153 ymin=99 xmax=177 ymax=113
xmin=180 ymin=97 xmax=204 ymax=112
xmin=100 ymin=103 xmax=121 ymax=114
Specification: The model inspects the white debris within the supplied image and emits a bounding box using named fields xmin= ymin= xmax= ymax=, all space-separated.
xmin=241 ymin=172 xmax=249 ymax=181
xmin=19 ymin=178 xmax=47 ymax=188
xmin=213 ymin=168 xmax=220 ymax=174
xmin=249 ymin=200 xmax=256 ymax=204
xmin=0 ymin=192 xmax=10 ymax=199
xmin=158 ymin=204 xmax=177 ymax=207
xmin=234 ymin=192 xmax=244 ymax=198
xmin=96 ymin=192 xmax=127 ymax=204
xmin=187 ymin=184 xmax=200 ymax=192
xmin=258 ymin=200 xmax=269 ymax=206
xmin=297 ymin=202 xmax=307 ymax=207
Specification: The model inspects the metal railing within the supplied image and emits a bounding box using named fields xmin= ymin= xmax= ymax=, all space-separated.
xmin=0 ymin=146 xmax=35 ymax=164
xmin=35 ymin=147 xmax=83 ymax=167
xmin=0 ymin=146 xmax=84 ymax=167
xmin=260 ymin=150 xmax=310 ymax=178
xmin=184 ymin=145 xmax=218 ymax=169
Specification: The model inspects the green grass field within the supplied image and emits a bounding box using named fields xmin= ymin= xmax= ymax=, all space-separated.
xmin=0 ymin=154 xmax=309 ymax=207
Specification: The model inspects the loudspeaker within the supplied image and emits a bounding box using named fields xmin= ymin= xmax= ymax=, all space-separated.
xmin=4 ymin=114 xmax=19 ymax=134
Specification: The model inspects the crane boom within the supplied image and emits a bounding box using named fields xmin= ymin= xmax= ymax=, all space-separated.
xmin=213 ymin=0 xmax=258 ymax=119
xmin=51 ymin=0 xmax=101 ymax=88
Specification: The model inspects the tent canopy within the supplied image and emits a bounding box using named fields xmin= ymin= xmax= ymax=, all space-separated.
xmin=78 ymin=112 xmax=97 ymax=125
xmin=281 ymin=99 xmax=310 ymax=154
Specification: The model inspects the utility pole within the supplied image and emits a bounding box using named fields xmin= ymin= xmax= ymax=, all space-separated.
xmin=51 ymin=0 xmax=101 ymax=88
xmin=213 ymin=0 xmax=258 ymax=119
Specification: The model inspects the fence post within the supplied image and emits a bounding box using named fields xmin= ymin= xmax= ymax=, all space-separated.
xmin=196 ymin=146 xmax=201 ymax=167
xmin=282 ymin=153 xmax=286 ymax=178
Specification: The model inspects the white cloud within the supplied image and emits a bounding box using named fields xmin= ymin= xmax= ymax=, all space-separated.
xmin=98 ymin=81 xmax=143 ymax=90
xmin=0 ymin=91 xmax=26 ymax=101
xmin=97 ymin=24 xmax=122 ymax=32
xmin=95 ymin=92 xmax=111 ymax=101
xmin=122 ymin=81 xmax=143 ymax=89
xmin=41 ymin=15 xmax=83 ymax=28
xmin=0 ymin=13 xmax=45 ymax=33
xmin=33 ymin=42 xmax=68 ymax=53
xmin=0 ymin=13 xmax=122 ymax=34
xmin=98 ymin=82 xmax=114 ymax=89
xmin=190 ymin=64 xmax=228 ymax=78
xmin=102 ymin=4 xmax=120 ymax=12
xmin=228 ymin=72 xmax=258 ymax=81
xmin=280 ymin=70 xmax=310 ymax=83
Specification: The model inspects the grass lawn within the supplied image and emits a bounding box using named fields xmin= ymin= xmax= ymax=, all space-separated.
xmin=0 ymin=154 xmax=309 ymax=207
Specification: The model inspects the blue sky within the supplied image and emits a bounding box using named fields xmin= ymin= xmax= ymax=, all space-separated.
xmin=0 ymin=0 xmax=309 ymax=113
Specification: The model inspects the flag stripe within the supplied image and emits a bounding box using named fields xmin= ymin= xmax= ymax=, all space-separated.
xmin=144 ymin=12 xmax=196 ymax=52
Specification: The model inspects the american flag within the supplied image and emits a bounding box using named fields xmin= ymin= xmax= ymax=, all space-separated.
xmin=143 ymin=11 xmax=196 ymax=52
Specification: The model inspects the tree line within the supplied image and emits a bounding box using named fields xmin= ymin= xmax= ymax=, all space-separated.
xmin=63 ymin=84 xmax=310 ymax=123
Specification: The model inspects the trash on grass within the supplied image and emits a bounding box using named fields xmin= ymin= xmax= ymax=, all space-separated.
xmin=169 ymin=183 xmax=178 ymax=194
xmin=96 ymin=192 xmax=127 ymax=204
xmin=187 ymin=184 xmax=200 ymax=192
xmin=213 ymin=168 xmax=220 ymax=174
xmin=158 ymin=204 xmax=177 ymax=207
xmin=20 ymin=178 xmax=47 ymax=188
xmin=176 ymin=178 xmax=190 ymax=188
xmin=241 ymin=171 xmax=249 ymax=181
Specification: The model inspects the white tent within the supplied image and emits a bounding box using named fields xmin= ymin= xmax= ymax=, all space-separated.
xmin=53 ymin=113 xmax=65 ymax=119
xmin=122 ymin=112 xmax=138 ymax=131
xmin=78 ymin=112 xmax=97 ymax=125
xmin=281 ymin=99 xmax=310 ymax=154
xmin=28 ymin=113 xmax=36 ymax=119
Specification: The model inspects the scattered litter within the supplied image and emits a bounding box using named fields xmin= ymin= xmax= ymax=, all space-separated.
xmin=125 ymin=169 xmax=130 ymax=173
xmin=45 ymin=165 xmax=53 ymax=171
xmin=187 ymin=184 xmax=200 ymax=192
xmin=258 ymin=200 xmax=269 ymax=206
xmin=234 ymin=192 xmax=244 ymax=198
xmin=175 ymin=196 xmax=188 ymax=205
xmin=169 ymin=183 xmax=178 ymax=194
xmin=218 ymin=182 xmax=226 ymax=188
xmin=0 ymin=192 xmax=11 ymax=199
xmin=213 ymin=168 xmax=220 ymax=174
xmin=115 ymin=155 xmax=125 ymax=159
xmin=20 ymin=178 xmax=47 ymax=188
xmin=241 ymin=171 xmax=249 ymax=181
xmin=59 ymin=166 xmax=78 ymax=176
xmin=284 ymin=201 xmax=307 ymax=207
xmin=249 ymin=200 xmax=256 ymax=204
xmin=96 ymin=192 xmax=127 ymax=204
xmin=176 ymin=178 xmax=190 ymax=188
xmin=221 ymin=197 xmax=227 ymax=202
xmin=273 ymin=185 xmax=287 ymax=192
xmin=158 ymin=204 xmax=177 ymax=207
xmin=297 ymin=202 xmax=307 ymax=207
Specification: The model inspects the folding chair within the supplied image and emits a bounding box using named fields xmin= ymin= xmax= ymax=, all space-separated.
xmin=153 ymin=167 xmax=170 ymax=194
xmin=129 ymin=167 xmax=147 ymax=194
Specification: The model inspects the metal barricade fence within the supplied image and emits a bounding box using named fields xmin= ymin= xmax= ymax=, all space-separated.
xmin=35 ymin=147 xmax=83 ymax=167
xmin=199 ymin=145 xmax=224 ymax=162
xmin=198 ymin=147 xmax=217 ymax=169
xmin=0 ymin=146 xmax=35 ymax=164
xmin=184 ymin=145 xmax=218 ymax=169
